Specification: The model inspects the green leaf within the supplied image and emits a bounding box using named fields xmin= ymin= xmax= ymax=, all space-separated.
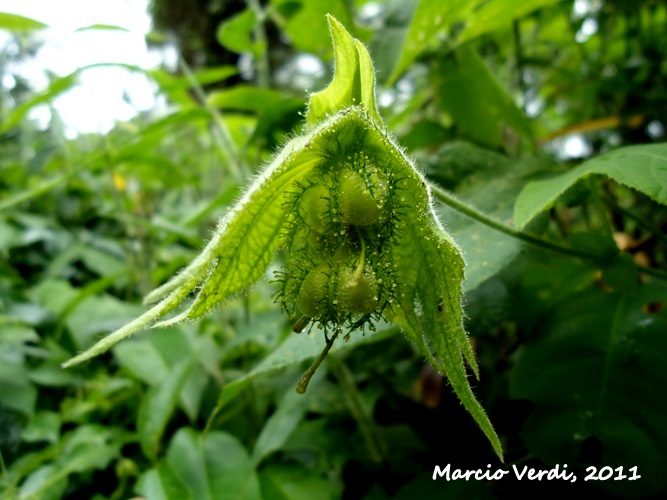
xmin=252 ymin=383 xmax=317 ymax=465
xmin=114 ymin=326 xmax=214 ymax=421
xmin=457 ymin=0 xmax=563 ymax=45
xmin=270 ymin=0 xmax=356 ymax=57
xmin=514 ymin=143 xmax=667 ymax=229
xmin=18 ymin=465 xmax=68 ymax=500
xmin=21 ymin=411 xmax=61 ymax=444
xmin=434 ymin=47 xmax=531 ymax=147
xmin=386 ymin=0 xmax=470 ymax=84
xmin=510 ymin=283 xmax=667 ymax=497
xmin=136 ymin=464 xmax=192 ymax=500
xmin=64 ymin=294 xmax=143 ymax=350
xmin=157 ymin=428 xmax=261 ymax=500
xmin=207 ymin=86 xmax=292 ymax=113
xmin=0 ymin=326 xmax=38 ymax=417
xmin=387 ymin=0 xmax=563 ymax=84
xmin=259 ymin=463 xmax=339 ymax=500
xmin=216 ymin=9 xmax=256 ymax=54
xmin=0 ymin=175 xmax=69 ymax=213
xmin=0 ymin=73 xmax=78 ymax=136
xmin=387 ymin=182 xmax=504 ymax=460
xmin=74 ymin=23 xmax=129 ymax=32
xmin=428 ymin=142 xmax=551 ymax=290
xmin=137 ymin=360 xmax=194 ymax=460
xmin=0 ymin=12 xmax=48 ymax=31
xmin=17 ymin=425 xmax=121 ymax=499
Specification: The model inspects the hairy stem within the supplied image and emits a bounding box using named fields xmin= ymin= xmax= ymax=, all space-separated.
xmin=430 ymin=184 xmax=667 ymax=281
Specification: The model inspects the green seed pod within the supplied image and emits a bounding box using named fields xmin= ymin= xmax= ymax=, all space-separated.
xmin=298 ymin=184 xmax=331 ymax=233
xmin=336 ymin=265 xmax=379 ymax=314
xmin=337 ymin=169 xmax=387 ymax=227
xmin=296 ymin=264 xmax=331 ymax=318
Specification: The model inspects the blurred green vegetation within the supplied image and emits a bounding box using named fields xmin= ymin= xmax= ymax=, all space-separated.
xmin=1 ymin=0 xmax=666 ymax=498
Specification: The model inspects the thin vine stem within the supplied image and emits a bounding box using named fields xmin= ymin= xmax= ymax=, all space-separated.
xmin=430 ymin=185 xmax=667 ymax=281
xmin=178 ymin=57 xmax=246 ymax=181
xmin=603 ymin=196 xmax=667 ymax=246
xmin=327 ymin=355 xmax=385 ymax=463
xmin=246 ymin=0 xmax=270 ymax=88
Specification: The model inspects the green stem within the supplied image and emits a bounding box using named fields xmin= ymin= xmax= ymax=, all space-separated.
xmin=431 ymin=185 xmax=590 ymax=258
xmin=603 ymin=196 xmax=667 ymax=246
xmin=296 ymin=329 xmax=339 ymax=394
xmin=178 ymin=57 xmax=246 ymax=181
xmin=588 ymin=179 xmax=615 ymax=241
xmin=0 ymin=447 xmax=7 ymax=479
xmin=246 ymin=0 xmax=270 ymax=88
xmin=430 ymin=184 xmax=667 ymax=281
xmin=327 ymin=355 xmax=384 ymax=463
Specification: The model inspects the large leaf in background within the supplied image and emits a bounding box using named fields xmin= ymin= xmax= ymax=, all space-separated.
xmin=208 ymin=86 xmax=296 ymax=113
xmin=366 ymin=0 xmax=418 ymax=85
xmin=269 ymin=0 xmax=356 ymax=57
xmin=252 ymin=385 xmax=314 ymax=465
xmin=0 ymin=325 xmax=39 ymax=417
xmin=427 ymin=142 xmax=551 ymax=290
xmin=386 ymin=0 xmax=563 ymax=84
xmin=510 ymin=283 xmax=667 ymax=497
xmin=434 ymin=47 xmax=532 ymax=148
xmin=216 ymin=8 xmax=257 ymax=54
xmin=514 ymin=143 xmax=667 ymax=228
xmin=136 ymin=428 xmax=261 ymax=500
xmin=456 ymin=0 xmax=563 ymax=44
xmin=259 ymin=463 xmax=339 ymax=500
xmin=385 ymin=0 xmax=470 ymax=84
xmin=0 ymin=12 xmax=48 ymax=31
xmin=14 ymin=425 xmax=122 ymax=499
xmin=137 ymin=359 xmax=194 ymax=461
xmin=114 ymin=326 xmax=217 ymax=422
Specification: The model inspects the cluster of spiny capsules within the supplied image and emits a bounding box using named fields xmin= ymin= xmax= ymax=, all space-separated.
xmin=275 ymin=150 xmax=404 ymax=338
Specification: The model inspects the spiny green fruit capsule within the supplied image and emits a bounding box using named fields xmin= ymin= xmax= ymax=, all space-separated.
xmin=296 ymin=264 xmax=330 ymax=318
xmin=338 ymin=169 xmax=387 ymax=227
xmin=336 ymin=265 xmax=379 ymax=314
xmin=295 ymin=259 xmax=380 ymax=320
xmin=298 ymin=185 xmax=330 ymax=233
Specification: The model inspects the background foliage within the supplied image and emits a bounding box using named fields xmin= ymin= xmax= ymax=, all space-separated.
xmin=1 ymin=0 xmax=666 ymax=498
